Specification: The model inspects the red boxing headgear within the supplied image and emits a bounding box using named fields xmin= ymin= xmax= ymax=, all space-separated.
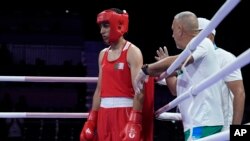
xmin=97 ymin=9 xmax=129 ymax=43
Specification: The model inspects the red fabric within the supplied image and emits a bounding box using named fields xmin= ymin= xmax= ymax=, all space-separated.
xmin=120 ymin=110 xmax=143 ymax=141
xmin=142 ymin=77 xmax=154 ymax=141
xmin=96 ymin=78 xmax=154 ymax=141
xmin=101 ymin=41 xmax=134 ymax=98
xmin=97 ymin=107 xmax=132 ymax=141
xmin=120 ymin=122 xmax=142 ymax=141
xmin=128 ymin=110 xmax=142 ymax=123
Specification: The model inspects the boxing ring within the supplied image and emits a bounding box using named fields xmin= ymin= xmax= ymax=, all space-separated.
xmin=0 ymin=0 xmax=248 ymax=140
xmin=0 ymin=46 xmax=249 ymax=140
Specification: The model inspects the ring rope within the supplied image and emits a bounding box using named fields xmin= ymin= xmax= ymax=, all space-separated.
xmin=0 ymin=112 xmax=88 ymax=118
xmin=0 ymin=112 xmax=179 ymax=120
xmin=156 ymin=48 xmax=250 ymax=114
xmin=0 ymin=76 xmax=98 ymax=83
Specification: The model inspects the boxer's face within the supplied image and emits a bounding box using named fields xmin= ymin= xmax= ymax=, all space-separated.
xmin=99 ymin=21 xmax=111 ymax=44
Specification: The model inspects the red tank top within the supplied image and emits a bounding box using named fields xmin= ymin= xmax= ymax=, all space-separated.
xmin=101 ymin=41 xmax=134 ymax=97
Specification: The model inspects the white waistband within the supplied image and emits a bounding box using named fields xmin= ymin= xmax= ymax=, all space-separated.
xmin=100 ymin=97 xmax=133 ymax=108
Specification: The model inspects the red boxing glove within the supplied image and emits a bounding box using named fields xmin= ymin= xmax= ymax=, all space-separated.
xmin=80 ymin=110 xmax=98 ymax=141
xmin=120 ymin=109 xmax=142 ymax=141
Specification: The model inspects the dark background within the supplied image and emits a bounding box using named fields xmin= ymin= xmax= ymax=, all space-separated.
xmin=0 ymin=0 xmax=248 ymax=69
xmin=0 ymin=0 xmax=249 ymax=141
xmin=0 ymin=0 xmax=249 ymax=61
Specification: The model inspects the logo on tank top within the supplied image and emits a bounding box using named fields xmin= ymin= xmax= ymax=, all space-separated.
xmin=114 ymin=62 xmax=124 ymax=70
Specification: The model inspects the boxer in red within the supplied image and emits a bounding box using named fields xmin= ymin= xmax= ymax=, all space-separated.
xmin=80 ymin=8 xmax=154 ymax=141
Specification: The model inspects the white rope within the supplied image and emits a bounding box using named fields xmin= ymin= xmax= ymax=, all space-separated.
xmin=158 ymin=0 xmax=241 ymax=80
xmin=0 ymin=112 xmax=179 ymax=120
xmin=0 ymin=76 xmax=98 ymax=83
xmin=156 ymin=112 xmax=182 ymax=121
xmin=156 ymin=48 xmax=250 ymax=114
xmin=0 ymin=112 xmax=88 ymax=118
xmin=0 ymin=111 xmax=180 ymax=121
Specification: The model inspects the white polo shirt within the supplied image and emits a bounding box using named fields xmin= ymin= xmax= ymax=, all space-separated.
xmin=177 ymin=38 xmax=224 ymax=131
xmin=215 ymin=47 xmax=243 ymax=131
